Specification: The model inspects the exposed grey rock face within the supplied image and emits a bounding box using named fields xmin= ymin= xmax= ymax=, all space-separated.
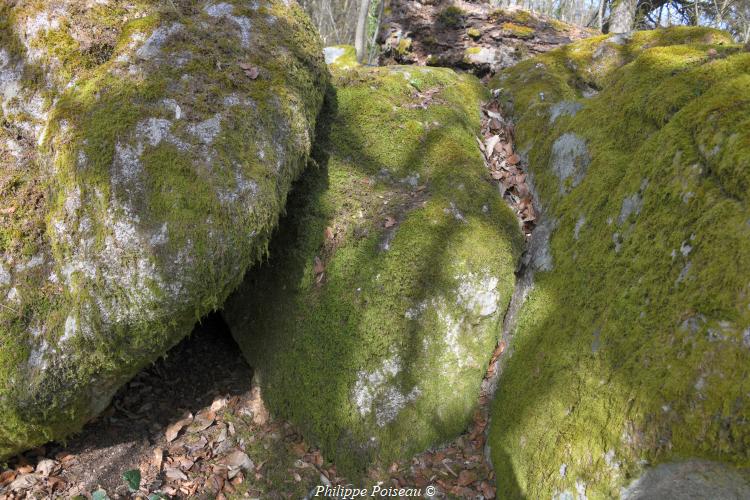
xmin=621 ymin=460 xmax=750 ymax=500
xmin=550 ymin=101 xmax=583 ymax=123
xmin=550 ymin=133 xmax=590 ymax=192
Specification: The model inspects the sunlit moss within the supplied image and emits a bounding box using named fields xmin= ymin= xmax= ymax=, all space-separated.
xmin=501 ymin=22 xmax=535 ymax=39
xmin=467 ymin=28 xmax=482 ymax=40
xmin=488 ymin=26 xmax=750 ymax=498
xmin=490 ymin=8 xmax=533 ymax=25
xmin=397 ymin=37 xmax=412 ymax=55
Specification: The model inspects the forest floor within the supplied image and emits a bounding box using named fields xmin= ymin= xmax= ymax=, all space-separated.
xmin=0 ymin=95 xmax=528 ymax=500
xmin=0 ymin=314 xmax=498 ymax=499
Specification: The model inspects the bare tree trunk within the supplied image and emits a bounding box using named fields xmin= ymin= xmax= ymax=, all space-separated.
xmin=693 ymin=0 xmax=700 ymax=24
xmin=609 ymin=0 xmax=637 ymax=32
xmin=657 ymin=2 xmax=664 ymax=26
xmin=367 ymin=0 xmax=385 ymax=64
xmin=598 ymin=0 xmax=606 ymax=30
xmin=355 ymin=0 xmax=371 ymax=62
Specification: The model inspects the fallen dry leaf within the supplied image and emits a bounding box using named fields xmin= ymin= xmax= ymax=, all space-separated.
xmin=313 ymin=256 xmax=325 ymax=275
xmin=184 ymin=435 xmax=208 ymax=453
xmin=165 ymin=467 xmax=188 ymax=481
xmin=205 ymin=474 xmax=225 ymax=495
xmin=324 ymin=226 xmax=335 ymax=240
xmin=291 ymin=442 xmax=307 ymax=457
xmin=484 ymin=135 xmax=500 ymax=158
xmin=224 ymin=450 xmax=253 ymax=470
xmin=457 ymin=469 xmax=477 ymax=486
xmin=9 ymin=473 xmax=37 ymax=490
xmin=15 ymin=464 xmax=33 ymax=475
xmin=188 ymin=409 xmax=215 ymax=433
xmin=47 ymin=475 xmax=66 ymax=491
xmin=210 ymin=397 xmax=228 ymax=412
xmin=507 ymin=153 xmax=520 ymax=165
xmin=230 ymin=472 xmax=244 ymax=485
xmin=35 ymin=458 xmax=58 ymax=477
xmin=153 ymin=447 xmax=164 ymax=472
xmin=384 ymin=216 xmax=397 ymax=228
xmin=224 ymin=450 xmax=254 ymax=479
xmin=0 ymin=470 xmax=16 ymax=486
xmin=480 ymin=480 xmax=497 ymax=498
xmin=177 ymin=456 xmax=195 ymax=471
xmin=166 ymin=412 xmax=193 ymax=442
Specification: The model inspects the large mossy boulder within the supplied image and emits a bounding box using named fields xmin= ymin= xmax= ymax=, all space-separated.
xmin=223 ymin=62 xmax=524 ymax=472
xmin=487 ymin=27 xmax=750 ymax=497
xmin=0 ymin=0 xmax=326 ymax=457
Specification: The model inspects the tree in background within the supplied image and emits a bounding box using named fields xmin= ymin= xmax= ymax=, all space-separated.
xmin=300 ymin=0 xmax=750 ymax=59
xmin=355 ymin=0 xmax=372 ymax=61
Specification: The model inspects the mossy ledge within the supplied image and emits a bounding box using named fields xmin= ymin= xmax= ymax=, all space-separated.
xmin=488 ymin=27 xmax=750 ymax=498
xmin=224 ymin=62 xmax=524 ymax=475
xmin=0 ymin=0 xmax=327 ymax=458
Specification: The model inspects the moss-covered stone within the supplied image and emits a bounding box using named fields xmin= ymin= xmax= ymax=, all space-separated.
xmin=487 ymin=27 xmax=750 ymax=498
xmin=437 ymin=5 xmax=465 ymax=28
xmin=0 ymin=0 xmax=326 ymax=458
xmin=223 ymin=65 xmax=523 ymax=474
xmin=396 ymin=37 xmax=412 ymax=56
xmin=500 ymin=22 xmax=535 ymax=39
xmin=467 ymin=28 xmax=482 ymax=40
xmin=490 ymin=8 xmax=533 ymax=25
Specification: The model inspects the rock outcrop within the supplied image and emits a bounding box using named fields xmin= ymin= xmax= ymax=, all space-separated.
xmin=379 ymin=0 xmax=594 ymax=75
xmin=0 ymin=0 xmax=326 ymax=458
xmin=224 ymin=57 xmax=523 ymax=473
xmin=486 ymin=26 xmax=750 ymax=497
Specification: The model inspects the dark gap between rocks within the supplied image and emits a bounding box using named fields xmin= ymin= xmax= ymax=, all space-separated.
xmin=7 ymin=312 xmax=253 ymax=495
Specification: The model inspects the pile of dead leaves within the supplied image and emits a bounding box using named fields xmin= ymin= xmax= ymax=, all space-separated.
xmin=1 ymin=385 xmax=272 ymax=499
xmin=0 ymin=377 xmax=503 ymax=500
xmin=0 ymin=455 xmax=67 ymax=499
xmin=478 ymin=91 xmax=536 ymax=239
xmin=365 ymin=422 xmax=497 ymax=499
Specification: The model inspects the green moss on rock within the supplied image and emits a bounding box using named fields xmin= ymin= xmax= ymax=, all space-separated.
xmin=467 ymin=28 xmax=482 ymax=40
xmin=223 ymin=65 xmax=523 ymax=474
xmin=488 ymin=27 xmax=750 ymax=498
xmin=438 ymin=5 xmax=465 ymax=27
xmin=0 ymin=0 xmax=326 ymax=459
xmin=501 ymin=22 xmax=535 ymax=39
xmin=490 ymin=8 xmax=533 ymax=25
xmin=396 ymin=38 xmax=412 ymax=55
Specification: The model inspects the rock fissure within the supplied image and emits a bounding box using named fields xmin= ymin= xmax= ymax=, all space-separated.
xmin=474 ymin=89 xmax=545 ymax=457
